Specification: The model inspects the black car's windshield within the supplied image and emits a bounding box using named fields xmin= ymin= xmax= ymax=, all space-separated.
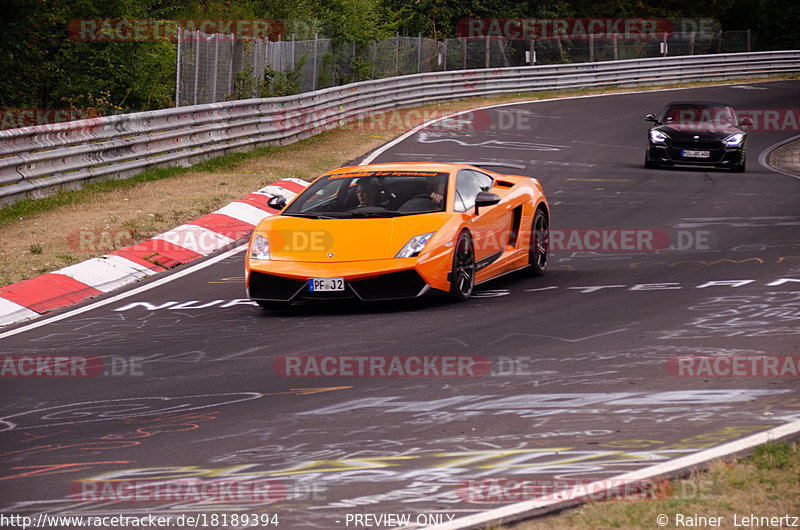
xmin=661 ymin=104 xmax=737 ymax=128
xmin=283 ymin=170 xmax=449 ymax=218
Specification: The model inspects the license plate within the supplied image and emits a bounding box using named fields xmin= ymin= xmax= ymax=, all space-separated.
xmin=682 ymin=149 xmax=710 ymax=158
xmin=308 ymin=278 xmax=345 ymax=292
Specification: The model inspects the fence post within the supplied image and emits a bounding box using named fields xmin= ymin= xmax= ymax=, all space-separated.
xmin=556 ymin=34 xmax=564 ymax=62
xmin=485 ymin=35 xmax=490 ymax=68
xmin=193 ymin=30 xmax=200 ymax=105
xmin=441 ymin=39 xmax=447 ymax=70
xmin=211 ymin=33 xmax=219 ymax=102
xmin=529 ymin=39 xmax=535 ymax=65
xmin=228 ymin=35 xmax=234 ymax=96
xmin=662 ymin=31 xmax=668 ymax=57
xmin=747 ymin=29 xmax=751 ymax=52
xmin=313 ymin=32 xmax=318 ymax=91
xmin=417 ymin=33 xmax=422 ymax=72
xmin=395 ymin=31 xmax=399 ymax=74
xmin=371 ymin=40 xmax=376 ymax=79
xmin=589 ymin=34 xmax=594 ymax=62
xmin=689 ymin=31 xmax=695 ymax=55
xmin=717 ymin=29 xmax=722 ymax=53
xmin=291 ymin=33 xmax=295 ymax=70
xmin=612 ymin=33 xmax=618 ymax=61
xmin=175 ymin=26 xmax=182 ymax=107
xmin=462 ymin=37 xmax=467 ymax=69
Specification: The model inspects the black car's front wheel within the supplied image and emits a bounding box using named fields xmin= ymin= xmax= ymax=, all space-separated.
xmin=449 ymin=231 xmax=475 ymax=301
xmin=527 ymin=208 xmax=549 ymax=276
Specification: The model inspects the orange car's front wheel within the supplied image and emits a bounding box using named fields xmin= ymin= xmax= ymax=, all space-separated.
xmin=449 ymin=231 xmax=475 ymax=301
xmin=527 ymin=208 xmax=549 ymax=276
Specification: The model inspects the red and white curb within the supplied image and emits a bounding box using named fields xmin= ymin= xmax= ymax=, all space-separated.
xmin=0 ymin=178 xmax=308 ymax=327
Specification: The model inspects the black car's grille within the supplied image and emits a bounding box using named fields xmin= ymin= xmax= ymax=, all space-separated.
xmin=349 ymin=270 xmax=428 ymax=300
xmin=669 ymin=139 xmax=724 ymax=150
xmin=249 ymin=271 xmax=305 ymax=301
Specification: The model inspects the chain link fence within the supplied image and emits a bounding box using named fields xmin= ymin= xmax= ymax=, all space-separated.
xmin=176 ymin=29 xmax=756 ymax=106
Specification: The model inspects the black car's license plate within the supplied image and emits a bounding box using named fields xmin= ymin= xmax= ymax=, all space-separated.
xmin=682 ymin=149 xmax=710 ymax=158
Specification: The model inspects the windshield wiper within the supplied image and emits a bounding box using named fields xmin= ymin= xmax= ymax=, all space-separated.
xmin=284 ymin=213 xmax=339 ymax=219
xmin=350 ymin=210 xmax=410 ymax=218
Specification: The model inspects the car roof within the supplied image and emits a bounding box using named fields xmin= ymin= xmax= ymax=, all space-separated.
xmin=325 ymin=162 xmax=492 ymax=176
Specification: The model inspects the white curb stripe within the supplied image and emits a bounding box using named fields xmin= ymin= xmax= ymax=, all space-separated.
xmin=252 ymin=185 xmax=299 ymax=201
xmin=153 ymin=224 xmax=235 ymax=256
xmin=56 ymin=255 xmax=158 ymax=293
xmin=214 ymin=201 xmax=271 ymax=226
xmin=282 ymin=177 xmax=311 ymax=187
xmin=0 ymin=298 xmax=40 ymax=326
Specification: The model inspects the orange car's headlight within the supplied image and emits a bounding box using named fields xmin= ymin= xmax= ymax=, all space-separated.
xmin=395 ymin=232 xmax=434 ymax=259
xmin=250 ymin=234 xmax=271 ymax=261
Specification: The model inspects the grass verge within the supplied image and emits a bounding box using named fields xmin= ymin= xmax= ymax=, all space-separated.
xmin=502 ymin=441 xmax=799 ymax=530
xmin=0 ymin=74 xmax=796 ymax=286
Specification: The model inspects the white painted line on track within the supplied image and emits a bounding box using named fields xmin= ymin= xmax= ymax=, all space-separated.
xmin=419 ymin=418 xmax=800 ymax=530
xmin=0 ymin=244 xmax=248 ymax=340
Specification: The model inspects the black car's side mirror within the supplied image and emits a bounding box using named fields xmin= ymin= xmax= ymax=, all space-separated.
xmin=267 ymin=195 xmax=287 ymax=210
xmin=474 ymin=192 xmax=501 ymax=215
xmin=739 ymin=116 xmax=754 ymax=128
xmin=645 ymin=114 xmax=659 ymax=123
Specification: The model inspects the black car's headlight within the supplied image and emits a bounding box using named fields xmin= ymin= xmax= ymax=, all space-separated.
xmin=649 ymin=130 xmax=669 ymax=144
xmin=724 ymin=133 xmax=745 ymax=147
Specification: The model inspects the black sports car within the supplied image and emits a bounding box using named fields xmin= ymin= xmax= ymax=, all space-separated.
xmin=645 ymin=101 xmax=753 ymax=172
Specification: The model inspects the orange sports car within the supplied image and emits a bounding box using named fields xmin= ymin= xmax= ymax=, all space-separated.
xmin=245 ymin=162 xmax=549 ymax=308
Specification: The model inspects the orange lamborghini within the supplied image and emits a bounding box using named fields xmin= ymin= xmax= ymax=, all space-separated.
xmin=245 ymin=162 xmax=549 ymax=307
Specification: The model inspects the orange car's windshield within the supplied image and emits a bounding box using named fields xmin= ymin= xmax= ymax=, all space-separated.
xmin=283 ymin=171 xmax=449 ymax=218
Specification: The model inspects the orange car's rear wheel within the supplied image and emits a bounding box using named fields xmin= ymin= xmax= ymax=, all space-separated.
xmin=449 ymin=231 xmax=475 ymax=301
xmin=527 ymin=208 xmax=549 ymax=276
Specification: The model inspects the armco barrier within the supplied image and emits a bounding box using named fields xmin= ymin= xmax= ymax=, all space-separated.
xmin=1 ymin=51 xmax=799 ymax=206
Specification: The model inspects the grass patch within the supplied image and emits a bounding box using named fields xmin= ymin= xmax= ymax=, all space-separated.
xmin=0 ymin=74 xmax=793 ymax=287
xmin=503 ymin=442 xmax=800 ymax=530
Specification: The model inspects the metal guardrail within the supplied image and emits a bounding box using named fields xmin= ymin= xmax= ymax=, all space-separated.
xmin=1 ymin=50 xmax=798 ymax=206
